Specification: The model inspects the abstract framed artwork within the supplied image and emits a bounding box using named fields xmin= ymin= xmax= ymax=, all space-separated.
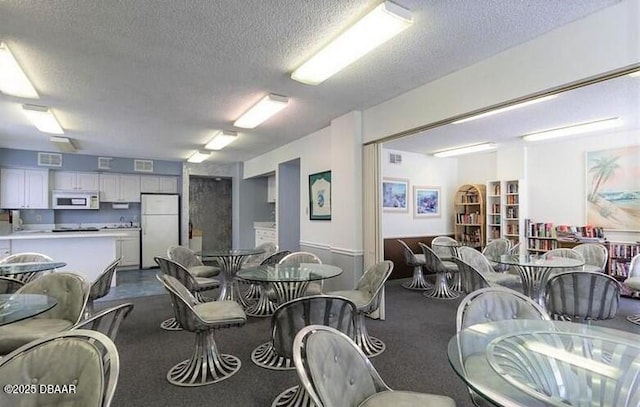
xmin=414 ymin=186 xmax=440 ymax=218
xmin=309 ymin=170 xmax=331 ymax=220
xmin=586 ymin=145 xmax=640 ymax=231
xmin=382 ymin=178 xmax=409 ymax=212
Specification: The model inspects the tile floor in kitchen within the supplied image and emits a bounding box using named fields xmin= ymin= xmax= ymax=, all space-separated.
xmin=97 ymin=268 xmax=165 ymax=302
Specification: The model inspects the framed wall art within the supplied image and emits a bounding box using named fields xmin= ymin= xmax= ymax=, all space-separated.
xmin=382 ymin=178 xmax=409 ymax=212
xmin=414 ymin=186 xmax=440 ymax=218
xmin=309 ymin=170 xmax=331 ymax=220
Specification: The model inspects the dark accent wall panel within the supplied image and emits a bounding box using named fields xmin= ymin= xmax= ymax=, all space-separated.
xmin=384 ymin=235 xmax=454 ymax=280
xmin=189 ymin=176 xmax=232 ymax=251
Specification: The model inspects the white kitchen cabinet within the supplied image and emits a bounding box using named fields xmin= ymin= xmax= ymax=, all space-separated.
xmin=140 ymin=175 xmax=178 ymax=193
xmin=52 ymin=171 xmax=100 ymax=191
xmin=267 ymin=175 xmax=276 ymax=203
xmin=255 ymin=228 xmax=277 ymax=246
xmin=100 ymin=173 xmax=141 ymax=202
xmin=1 ymin=168 xmax=49 ymax=209
xmin=116 ymin=231 xmax=140 ymax=268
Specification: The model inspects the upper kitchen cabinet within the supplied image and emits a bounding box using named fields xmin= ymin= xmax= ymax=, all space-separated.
xmin=51 ymin=171 xmax=100 ymax=191
xmin=267 ymin=175 xmax=276 ymax=203
xmin=100 ymin=173 xmax=141 ymax=202
xmin=1 ymin=168 xmax=49 ymax=209
xmin=140 ymin=175 xmax=178 ymax=194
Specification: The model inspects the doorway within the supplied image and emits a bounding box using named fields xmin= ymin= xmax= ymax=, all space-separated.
xmin=189 ymin=176 xmax=232 ymax=251
xmin=278 ymin=159 xmax=300 ymax=251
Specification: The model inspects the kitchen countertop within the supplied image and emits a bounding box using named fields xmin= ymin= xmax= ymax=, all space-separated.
xmin=0 ymin=228 xmax=140 ymax=240
xmin=254 ymin=222 xmax=276 ymax=230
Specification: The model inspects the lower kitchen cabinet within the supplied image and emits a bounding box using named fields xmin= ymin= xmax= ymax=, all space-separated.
xmin=116 ymin=231 xmax=140 ymax=268
xmin=255 ymin=228 xmax=277 ymax=246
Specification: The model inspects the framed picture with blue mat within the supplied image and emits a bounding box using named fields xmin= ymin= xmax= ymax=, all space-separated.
xmin=309 ymin=170 xmax=331 ymax=220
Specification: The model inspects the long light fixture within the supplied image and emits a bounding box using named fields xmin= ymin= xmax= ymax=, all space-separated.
xmin=433 ymin=142 xmax=497 ymax=158
xmin=453 ymin=95 xmax=558 ymax=124
xmin=50 ymin=136 xmax=76 ymax=153
xmin=629 ymin=70 xmax=640 ymax=78
xmin=187 ymin=151 xmax=210 ymax=163
xmin=233 ymin=94 xmax=289 ymax=129
xmin=0 ymin=42 xmax=39 ymax=99
xmin=205 ymin=130 xmax=238 ymax=150
xmin=291 ymin=1 xmax=413 ymax=85
xmin=22 ymin=104 xmax=64 ymax=134
xmin=523 ymin=117 xmax=623 ymax=142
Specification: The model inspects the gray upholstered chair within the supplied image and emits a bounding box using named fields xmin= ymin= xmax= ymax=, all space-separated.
xmin=167 ymin=245 xmax=220 ymax=278
xmin=457 ymin=246 xmax=521 ymax=289
xmin=325 ymin=260 xmax=393 ymax=357
xmin=544 ymin=248 xmax=584 ymax=262
xmin=508 ymin=241 xmax=522 ymax=255
xmin=85 ymin=257 xmax=121 ymax=317
xmin=396 ymin=239 xmax=431 ymax=290
xmin=244 ymin=250 xmax=291 ymax=317
xmin=0 ymin=252 xmax=54 ymax=285
xmin=450 ymin=257 xmax=491 ymax=294
xmin=73 ymin=302 xmax=134 ymax=342
xmin=0 ymin=272 xmax=89 ymax=355
xmin=251 ymin=296 xmax=357 ymax=406
xmin=573 ymin=243 xmax=608 ymax=271
xmin=293 ymin=325 xmax=456 ymax=407
xmin=240 ymin=242 xmax=278 ymax=301
xmin=543 ymin=270 xmax=620 ymax=322
xmin=481 ymin=238 xmax=511 ymax=272
xmin=431 ymin=236 xmax=460 ymax=270
xmin=155 ymin=256 xmax=220 ymax=330
xmin=419 ymin=242 xmax=459 ymax=299
xmin=456 ymin=286 xmax=550 ymax=406
xmin=0 ymin=329 xmax=119 ymax=407
xmin=279 ymin=251 xmax=323 ymax=295
xmin=0 ymin=276 xmax=25 ymax=294
xmin=157 ymin=274 xmax=246 ymax=386
xmin=623 ymin=254 xmax=640 ymax=325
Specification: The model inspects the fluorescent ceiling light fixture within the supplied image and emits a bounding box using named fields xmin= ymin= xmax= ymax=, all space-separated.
xmin=453 ymin=95 xmax=558 ymax=124
xmin=187 ymin=150 xmax=210 ymax=163
xmin=523 ymin=117 xmax=623 ymax=142
xmin=433 ymin=143 xmax=497 ymax=158
xmin=628 ymin=70 xmax=640 ymax=78
xmin=22 ymin=104 xmax=64 ymax=134
xmin=50 ymin=136 xmax=76 ymax=153
xmin=0 ymin=42 xmax=39 ymax=99
xmin=291 ymin=1 xmax=413 ymax=85
xmin=205 ymin=130 xmax=238 ymax=150
xmin=233 ymin=94 xmax=289 ymax=129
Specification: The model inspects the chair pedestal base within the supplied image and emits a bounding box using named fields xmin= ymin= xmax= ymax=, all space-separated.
xmin=251 ymin=341 xmax=294 ymax=370
xmin=355 ymin=313 xmax=385 ymax=358
xmin=167 ymin=330 xmax=240 ymax=386
xmin=423 ymin=272 xmax=459 ymax=299
xmin=401 ymin=266 xmax=432 ymax=290
xmin=272 ymin=384 xmax=315 ymax=407
xmin=627 ymin=314 xmax=640 ymax=325
xmin=243 ymin=283 xmax=261 ymax=300
xmin=160 ymin=317 xmax=182 ymax=331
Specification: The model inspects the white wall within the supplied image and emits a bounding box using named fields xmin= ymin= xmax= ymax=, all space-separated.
xmin=457 ymin=151 xmax=497 ymax=185
xmin=382 ymin=149 xmax=457 ymax=238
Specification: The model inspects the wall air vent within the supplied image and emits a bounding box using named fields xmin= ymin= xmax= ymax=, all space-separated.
xmin=389 ymin=153 xmax=402 ymax=164
xmin=37 ymin=152 xmax=62 ymax=167
xmin=98 ymin=157 xmax=112 ymax=170
xmin=134 ymin=159 xmax=153 ymax=172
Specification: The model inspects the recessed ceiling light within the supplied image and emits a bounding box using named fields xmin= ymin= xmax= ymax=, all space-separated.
xmin=50 ymin=136 xmax=76 ymax=153
xmin=433 ymin=143 xmax=497 ymax=157
xmin=522 ymin=117 xmax=623 ymax=141
xmin=0 ymin=42 xmax=39 ymax=99
xmin=628 ymin=70 xmax=640 ymax=78
xmin=22 ymin=104 xmax=64 ymax=134
xmin=233 ymin=94 xmax=289 ymax=129
xmin=452 ymin=95 xmax=558 ymax=124
xmin=187 ymin=151 xmax=210 ymax=163
xmin=205 ymin=130 xmax=238 ymax=150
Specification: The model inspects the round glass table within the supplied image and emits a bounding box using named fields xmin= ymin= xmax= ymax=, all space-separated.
xmin=0 ymin=261 xmax=66 ymax=276
xmin=237 ymin=263 xmax=343 ymax=316
xmin=448 ymin=319 xmax=640 ymax=407
xmin=0 ymin=293 xmax=58 ymax=326
xmin=198 ymin=249 xmax=264 ymax=302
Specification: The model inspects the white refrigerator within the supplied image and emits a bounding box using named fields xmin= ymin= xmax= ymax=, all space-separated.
xmin=141 ymin=194 xmax=179 ymax=268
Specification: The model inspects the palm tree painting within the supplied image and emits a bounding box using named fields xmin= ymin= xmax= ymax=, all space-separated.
xmin=586 ymin=146 xmax=640 ymax=231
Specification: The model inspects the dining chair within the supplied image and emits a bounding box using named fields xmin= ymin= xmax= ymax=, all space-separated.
xmin=396 ymin=239 xmax=431 ymax=290
xmin=73 ymin=302 xmax=134 ymax=342
xmin=251 ymin=296 xmax=357 ymax=407
xmin=0 ymin=272 xmax=89 ymax=355
xmin=419 ymin=242 xmax=459 ymax=299
xmin=167 ymin=245 xmax=220 ymax=278
xmin=154 ymin=256 xmax=220 ymax=330
xmin=0 ymin=276 xmax=25 ymax=294
xmin=293 ymin=325 xmax=456 ymax=407
xmin=543 ymin=270 xmax=620 ymax=322
xmin=157 ymin=273 xmax=246 ymax=386
xmin=573 ymin=243 xmax=608 ymax=271
xmin=450 ymin=257 xmax=491 ymax=293
xmin=240 ymin=242 xmax=278 ymax=300
xmin=623 ymin=254 xmax=640 ymax=325
xmin=0 ymin=329 xmax=119 ymax=407
xmin=457 ymin=246 xmax=521 ymax=289
xmin=324 ymin=260 xmax=393 ymax=357
xmin=85 ymin=257 xmax=121 ymax=317
xmin=278 ymin=251 xmax=323 ymax=295
xmin=481 ymin=238 xmax=511 ymax=272
xmin=0 ymin=252 xmax=54 ymax=285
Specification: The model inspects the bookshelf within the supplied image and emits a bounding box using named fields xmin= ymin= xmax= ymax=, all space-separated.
xmin=608 ymin=242 xmax=640 ymax=287
xmin=486 ymin=179 xmax=525 ymax=248
xmin=454 ymin=184 xmax=486 ymax=249
xmin=525 ymin=219 xmax=557 ymax=253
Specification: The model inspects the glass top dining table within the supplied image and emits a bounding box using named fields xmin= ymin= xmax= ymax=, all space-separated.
xmin=0 ymin=293 xmax=58 ymax=326
xmin=197 ymin=249 xmax=265 ymax=302
xmin=448 ymin=319 xmax=640 ymax=407
xmin=0 ymin=261 xmax=67 ymax=276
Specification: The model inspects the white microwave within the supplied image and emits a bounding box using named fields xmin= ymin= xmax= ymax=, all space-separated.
xmin=52 ymin=190 xmax=100 ymax=210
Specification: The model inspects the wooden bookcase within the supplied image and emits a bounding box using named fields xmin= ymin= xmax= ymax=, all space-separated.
xmin=486 ymin=179 xmax=525 ymax=248
xmin=525 ymin=219 xmax=558 ymax=253
xmin=454 ymin=184 xmax=486 ymax=249
xmin=608 ymin=242 xmax=640 ymax=294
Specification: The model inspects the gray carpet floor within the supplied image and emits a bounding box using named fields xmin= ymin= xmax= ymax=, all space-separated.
xmin=103 ymin=280 xmax=640 ymax=407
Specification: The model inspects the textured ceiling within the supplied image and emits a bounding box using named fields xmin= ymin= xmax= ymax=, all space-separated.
xmin=0 ymin=0 xmax=622 ymax=162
